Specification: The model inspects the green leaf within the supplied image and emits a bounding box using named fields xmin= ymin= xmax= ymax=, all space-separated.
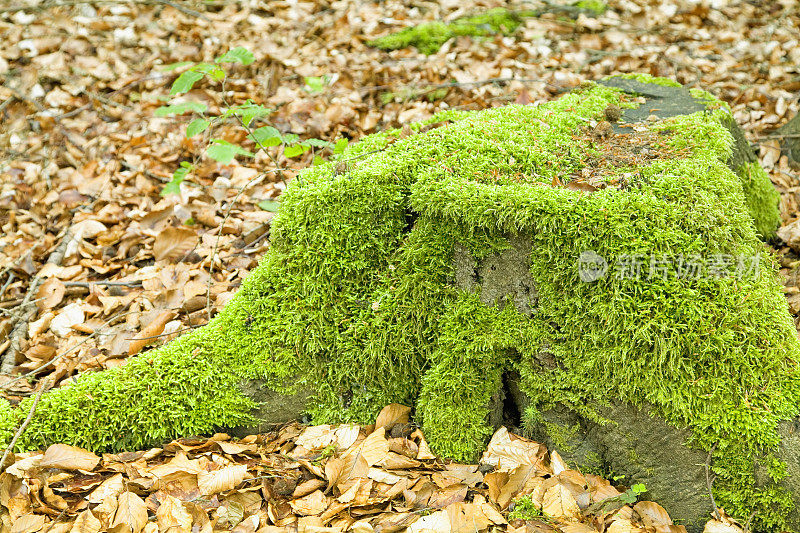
xmin=281 ymin=133 xmax=300 ymax=145
xmin=257 ymin=199 xmax=280 ymax=212
xmin=190 ymin=62 xmax=226 ymax=81
xmin=186 ymin=118 xmax=211 ymax=137
xmin=207 ymin=140 xmax=255 ymax=164
xmin=333 ymin=138 xmax=349 ymax=154
xmin=248 ymin=126 xmax=282 ymax=147
xmin=216 ymin=47 xmax=255 ymax=66
xmin=169 ymin=70 xmax=204 ymax=95
xmin=161 ymin=61 xmax=194 ymax=71
xmin=161 ymin=162 xmax=194 ymax=196
xmin=305 ymin=138 xmax=330 ymax=148
xmin=154 ymin=101 xmax=207 ymax=117
xmin=283 ymin=144 xmax=308 ymax=158
xmin=304 ymin=76 xmax=327 ymax=94
xmin=225 ymin=101 xmax=271 ymax=127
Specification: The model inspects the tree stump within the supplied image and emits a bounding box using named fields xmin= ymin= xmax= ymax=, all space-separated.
xmin=2 ymin=74 xmax=797 ymax=531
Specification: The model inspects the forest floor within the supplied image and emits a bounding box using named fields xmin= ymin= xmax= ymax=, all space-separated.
xmin=0 ymin=0 xmax=799 ymax=531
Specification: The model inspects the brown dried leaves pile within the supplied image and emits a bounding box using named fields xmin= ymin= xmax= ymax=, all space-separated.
xmin=1 ymin=404 xmax=735 ymax=533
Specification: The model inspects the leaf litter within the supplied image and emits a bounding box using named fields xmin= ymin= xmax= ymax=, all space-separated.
xmin=0 ymin=404 xmax=744 ymax=532
xmin=0 ymin=0 xmax=799 ymax=530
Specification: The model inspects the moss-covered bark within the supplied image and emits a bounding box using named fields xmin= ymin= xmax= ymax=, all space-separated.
xmin=0 ymin=75 xmax=796 ymax=530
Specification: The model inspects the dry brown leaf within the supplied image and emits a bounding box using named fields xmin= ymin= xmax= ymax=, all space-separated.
xmin=128 ymin=310 xmax=176 ymax=356
xmin=447 ymin=502 xmax=492 ymax=532
xmin=561 ymin=524 xmax=599 ymax=533
xmin=481 ymin=427 xmax=546 ymax=471
xmin=608 ymin=518 xmax=645 ymax=533
xmin=497 ymin=465 xmax=537 ymax=509
xmin=633 ymin=501 xmax=672 ymax=526
xmin=359 ymin=427 xmax=389 ymax=467
xmin=40 ymin=444 xmax=100 ymax=471
xmin=407 ymin=509 xmax=450 ymax=532
xmin=703 ymin=520 xmax=744 ymax=533
xmin=410 ymin=428 xmax=436 ymax=460
xmin=10 ymin=513 xmax=45 ymax=533
xmin=290 ymin=489 xmax=328 ymax=516
xmin=549 ymin=449 xmax=568 ymax=475
xmin=49 ymin=303 xmax=85 ymax=336
xmin=155 ymin=494 xmax=192 ymax=533
xmin=154 ymin=227 xmax=196 ymax=262
xmin=111 ymin=491 xmax=148 ymax=533
xmin=36 ymin=277 xmax=65 ymax=311
xmin=541 ymin=482 xmax=581 ymax=520
xmin=70 ymin=509 xmax=102 ymax=533
xmin=87 ymin=473 xmax=125 ymax=503
xmin=374 ymin=403 xmax=410 ymax=429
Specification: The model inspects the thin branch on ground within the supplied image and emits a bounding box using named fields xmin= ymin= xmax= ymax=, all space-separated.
xmin=0 ymin=0 xmax=208 ymax=19
xmin=63 ymin=280 xmax=143 ymax=288
xmin=704 ymin=442 xmax=720 ymax=520
xmin=0 ymin=310 xmax=136 ymax=391
xmin=1 ymin=226 xmax=75 ymax=375
xmin=0 ymin=375 xmax=53 ymax=473
xmin=124 ymin=325 xmax=199 ymax=341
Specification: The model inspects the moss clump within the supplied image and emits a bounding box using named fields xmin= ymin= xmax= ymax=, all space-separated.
xmin=368 ymin=8 xmax=525 ymax=55
xmin=509 ymin=495 xmax=543 ymax=520
xmin=574 ymin=0 xmax=608 ymax=14
xmin=0 ymin=77 xmax=795 ymax=530
xmin=607 ymin=72 xmax=683 ymax=87
xmin=369 ymin=3 xmax=607 ymax=55
xmin=739 ymin=161 xmax=781 ymax=239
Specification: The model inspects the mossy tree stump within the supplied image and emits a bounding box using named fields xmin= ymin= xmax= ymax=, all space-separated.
xmin=2 ymin=74 xmax=798 ymax=531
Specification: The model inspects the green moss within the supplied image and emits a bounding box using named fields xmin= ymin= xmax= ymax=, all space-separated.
xmin=737 ymin=161 xmax=781 ymax=239
xmin=607 ymin=73 xmax=683 ymax=87
xmin=0 ymin=78 xmax=793 ymax=530
xmin=573 ymin=0 xmax=607 ymax=14
xmin=368 ymin=8 xmax=525 ymax=55
xmin=0 ymin=399 xmax=16 ymax=446
xmin=509 ymin=495 xmax=543 ymax=520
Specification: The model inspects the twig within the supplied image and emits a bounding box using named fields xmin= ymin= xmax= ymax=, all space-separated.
xmin=124 ymin=325 xmax=198 ymax=341
xmin=0 ymin=272 xmax=15 ymax=301
xmin=359 ymin=76 xmax=567 ymax=96
xmin=42 ymin=508 xmax=68 ymax=533
xmin=4 ymin=86 xmax=86 ymax=149
xmin=0 ymin=375 xmax=53 ymax=472
xmin=704 ymin=442 xmax=720 ymax=520
xmin=744 ymin=510 xmax=756 ymax=533
xmin=204 ymin=82 xmax=289 ymax=319
xmin=757 ymin=133 xmax=800 ymax=139
xmin=1 ymin=226 xmax=74 ymax=374
xmin=63 ymin=280 xmax=142 ymax=288
xmin=0 ymin=0 xmax=209 ymax=19
xmin=56 ymin=73 xmax=170 ymax=120
xmin=0 ymin=310 xmax=135 ymax=391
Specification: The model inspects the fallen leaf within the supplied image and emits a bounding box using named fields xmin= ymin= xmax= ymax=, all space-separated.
xmin=155 ymin=494 xmax=192 ymax=533
xmin=70 ymin=509 xmax=102 ymax=533
xmin=360 ymin=427 xmax=389 ymax=466
xmin=128 ymin=310 xmax=177 ymax=355
xmin=10 ymin=513 xmax=45 ymax=533
xmin=290 ymin=489 xmax=328 ymax=516
xmin=49 ymin=303 xmax=85 ymax=336
xmin=542 ymin=482 xmax=581 ymax=520
xmin=111 ymin=491 xmax=148 ymax=533
xmin=198 ymin=464 xmax=247 ymax=495
xmin=153 ymin=227 xmax=196 ymax=262
xmin=374 ymin=403 xmax=410 ymax=429
xmin=40 ymin=444 xmax=100 ymax=471
xmin=36 ymin=277 xmax=65 ymax=311
xmin=634 ymin=501 xmax=672 ymax=526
